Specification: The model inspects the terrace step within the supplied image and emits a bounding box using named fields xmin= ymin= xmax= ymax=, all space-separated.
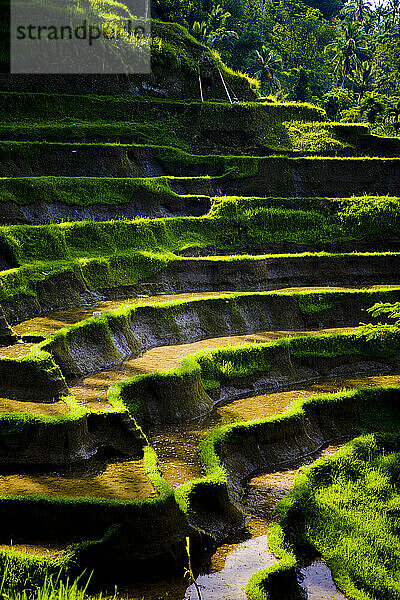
xmin=1 ymin=144 xmax=400 ymax=197
xmin=0 ymin=75 xmax=400 ymax=593
xmin=69 ymin=327 xmax=356 ymax=412
xmin=1 ymin=93 xmax=397 ymax=156
xmin=0 ymin=123 xmax=376 ymax=157
xmin=133 ymin=253 xmax=400 ymax=295
xmin=2 ymin=253 xmax=400 ymax=327
xmin=0 ymin=396 xmax=69 ymax=416
xmin=0 ymin=541 xmax=70 ymax=559
xmin=0 ymin=457 xmax=157 ymax=501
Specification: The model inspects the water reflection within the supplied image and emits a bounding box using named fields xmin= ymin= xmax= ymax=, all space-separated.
xmin=149 ymin=374 xmax=400 ymax=489
xmin=299 ymin=560 xmax=347 ymax=600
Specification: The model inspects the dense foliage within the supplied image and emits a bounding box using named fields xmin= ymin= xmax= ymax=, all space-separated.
xmin=152 ymin=0 xmax=400 ymax=129
xmin=274 ymin=433 xmax=400 ymax=600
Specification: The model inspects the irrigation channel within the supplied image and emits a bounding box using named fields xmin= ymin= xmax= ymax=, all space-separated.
xmin=3 ymin=287 xmax=400 ymax=599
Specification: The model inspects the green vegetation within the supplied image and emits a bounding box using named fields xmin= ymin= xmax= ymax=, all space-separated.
xmin=0 ymin=118 xmax=390 ymax=157
xmin=106 ymin=322 xmax=400 ymax=422
xmin=0 ymin=95 xmax=374 ymax=155
xmin=0 ymin=94 xmax=333 ymax=154
xmin=0 ymin=195 xmax=399 ymax=301
xmin=0 ymin=572 xmax=97 ymax=600
xmin=0 ymin=93 xmax=324 ymax=129
xmin=1 ymin=0 xmax=400 ymax=593
xmin=2 ymin=8 xmax=258 ymax=100
xmin=265 ymin=432 xmax=400 ymax=600
xmin=155 ymin=0 xmax=400 ymax=113
xmin=14 ymin=193 xmax=400 ymax=248
xmin=1 ymin=287 xmax=400 ymax=591
xmin=0 ymin=558 xmax=71 ymax=598
xmin=0 ymin=177 xmax=183 ymax=207
xmin=297 ymin=293 xmax=339 ymax=314
xmin=149 ymin=20 xmax=259 ymax=99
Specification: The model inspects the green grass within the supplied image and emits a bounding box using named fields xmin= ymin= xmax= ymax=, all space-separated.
xmin=0 ymin=251 xmax=398 ymax=307
xmin=1 ymin=144 xmax=399 ymax=199
xmin=284 ymin=121 xmax=368 ymax=153
xmin=0 ymin=117 xmax=364 ymax=155
xmin=0 ymin=177 xmax=182 ymax=206
xmin=1 ymin=194 xmax=399 ymax=262
xmin=3 ymin=308 xmax=400 ymax=591
xmin=106 ymin=322 xmax=400 ymax=424
xmin=0 ymin=93 xmax=333 ymax=154
xmin=270 ymin=433 xmax=400 ymax=600
xmin=0 ymin=94 xmax=324 ymax=128
xmin=1 ymin=572 xmax=97 ymax=600
xmin=0 ymin=191 xmax=397 ymax=305
xmin=0 ymin=285 xmax=390 ymax=386
xmin=0 ymin=559 xmax=72 ymax=598
xmin=0 ymin=12 xmax=258 ymax=100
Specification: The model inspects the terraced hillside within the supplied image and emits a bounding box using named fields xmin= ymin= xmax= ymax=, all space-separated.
xmin=1 ymin=70 xmax=400 ymax=599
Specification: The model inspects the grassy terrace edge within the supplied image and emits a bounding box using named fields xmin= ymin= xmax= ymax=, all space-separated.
xmin=1 ymin=250 xmax=399 ymax=311
xmin=0 ymin=438 xmax=175 ymax=591
xmin=2 ymin=195 xmax=400 ymax=264
xmin=2 ymin=323 xmax=400 ymax=588
xmin=3 ymin=141 xmax=400 ymax=168
xmin=4 ymin=286 xmax=400 ymax=386
xmin=3 ymin=284 xmax=400 ymax=401
xmin=0 ymin=93 xmax=326 ymax=124
xmin=2 ymin=384 xmax=399 ymax=592
xmin=248 ymin=431 xmax=400 ymax=600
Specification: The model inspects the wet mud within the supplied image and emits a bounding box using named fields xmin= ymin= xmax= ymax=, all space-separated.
xmin=0 ymin=458 xmax=157 ymax=501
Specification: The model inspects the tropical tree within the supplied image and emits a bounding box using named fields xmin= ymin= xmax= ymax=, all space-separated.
xmin=192 ymin=20 xmax=210 ymax=44
xmin=325 ymin=20 xmax=368 ymax=86
xmin=384 ymin=99 xmax=400 ymax=134
xmin=208 ymin=4 xmax=231 ymax=30
xmin=359 ymin=92 xmax=385 ymax=123
xmin=350 ymin=60 xmax=375 ymax=101
xmin=340 ymin=0 xmax=372 ymax=22
xmin=254 ymin=46 xmax=284 ymax=94
xmin=191 ymin=4 xmax=238 ymax=47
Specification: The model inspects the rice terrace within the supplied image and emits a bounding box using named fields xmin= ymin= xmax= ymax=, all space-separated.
xmin=1 ymin=0 xmax=400 ymax=598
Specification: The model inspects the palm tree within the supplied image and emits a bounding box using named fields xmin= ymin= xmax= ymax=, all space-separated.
xmin=341 ymin=0 xmax=372 ymax=22
xmin=350 ymin=60 xmax=376 ymax=102
xmin=254 ymin=46 xmax=283 ymax=95
xmin=192 ymin=20 xmax=210 ymax=45
xmin=208 ymin=4 xmax=231 ymax=31
xmin=191 ymin=5 xmax=238 ymax=47
xmin=325 ymin=21 xmax=368 ymax=87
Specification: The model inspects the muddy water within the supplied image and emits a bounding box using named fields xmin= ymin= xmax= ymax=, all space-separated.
xmin=0 ymin=342 xmax=36 ymax=359
xmin=5 ymin=292 xmax=400 ymax=597
xmin=132 ymin=374 xmax=400 ymax=599
xmin=117 ymin=374 xmax=400 ymax=599
xmin=0 ymin=397 xmax=69 ymax=416
xmin=149 ymin=373 xmax=400 ymax=488
xmin=0 ymin=458 xmax=157 ymax=501
xmin=13 ymin=292 xmax=232 ymax=337
xmin=299 ymin=560 xmax=347 ymax=600
xmin=183 ymin=447 xmax=347 ymax=600
xmin=13 ymin=285 xmax=400 ymax=337
xmin=248 ymin=467 xmax=347 ymax=600
xmin=69 ymin=326 xmax=356 ymax=412
xmin=120 ymin=445 xmax=349 ymax=600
